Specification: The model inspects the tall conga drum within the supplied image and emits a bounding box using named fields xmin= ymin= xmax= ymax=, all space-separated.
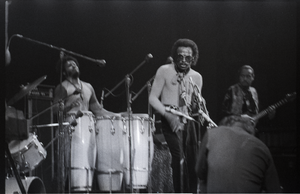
xmin=64 ymin=111 xmax=96 ymax=192
xmin=95 ymin=116 xmax=124 ymax=191
xmin=123 ymin=113 xmax=154 ymax=189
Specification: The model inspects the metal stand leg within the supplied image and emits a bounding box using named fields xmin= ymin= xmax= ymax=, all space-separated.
xmin=5 ymin=142 xmax=26 ymax=194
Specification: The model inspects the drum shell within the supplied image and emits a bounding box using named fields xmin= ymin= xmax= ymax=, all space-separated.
xmin=5 ymin=176 xmax=46 ymax=194
xmin=64 ymin=112 xmax=96 ymax=191
xmin=123 ymin=114 xmax=154 ymax=189
xmin=8 ymin=133 xmax=47 ymax=173
xmin=95 ymin=116 xmax=124 ymax=191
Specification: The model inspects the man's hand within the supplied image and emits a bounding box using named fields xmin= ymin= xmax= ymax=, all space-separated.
xmin=241 ymin=114 xmax=256 ymax=126
xmin=164 ymin=112 xmax=184 ymax=133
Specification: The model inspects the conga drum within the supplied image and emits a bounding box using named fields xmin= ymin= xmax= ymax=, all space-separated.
xmin=95 ymin=116 xmax=124 ymax=191
xmin=123 ymin=113 xmax=154 ymax=189
xmin=64 ymin=111 xmax=96 ymax=191
xmin=8 ymin=133 xmax=47 ymax=173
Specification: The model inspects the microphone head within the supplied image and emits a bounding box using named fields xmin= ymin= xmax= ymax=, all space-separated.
xmin=96 ymin=59 xmax=106 ymax=67
xmin=166 ymin=56 xmax=173 ymax=64
xmin=146 ymin=53 xmax=153 ymax=62
xmin=5 ymin=48 xmax=11 ymax=66
xmin=125 ymin=75 xmax=131 ymax=87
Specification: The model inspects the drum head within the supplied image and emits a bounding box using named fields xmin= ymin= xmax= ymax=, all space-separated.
xmin=5 ymin=176 xmax=46 ymax=194
xmin=8 ymin=133 xmax=35 ymax=154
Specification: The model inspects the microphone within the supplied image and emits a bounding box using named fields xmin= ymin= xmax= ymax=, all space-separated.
xmin=125 ymin=75 xmax=132 ymax=107
xmin=125 ymin=75 xmax=131 ymax=88
xmin=5 ymin=47 xmax=11 ymax=66
xmin=145 ymin=53 xmax=153 ymax=62
xmin=95 ymin=59 xmax=106 ymax=67
xmin=166 ymin=56 xmax=173 ymax=64
xmin=100 ymin=90 xmax=104 ymax=106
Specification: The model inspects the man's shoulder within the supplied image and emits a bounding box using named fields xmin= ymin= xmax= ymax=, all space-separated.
xmin=55 ymin=80 xmax=67 ymax=89
xmin=156 ymin=64 xmax=176 ymax=76
xmin=189 ymin=68 xmax=201 ymax=77
xmin=81 ymin=81 xmax=93 ymax=90
xmin=158 ymin=63 xmax=174 ymax=71
xmin=81 ymin=80 xmax=91 ymax=85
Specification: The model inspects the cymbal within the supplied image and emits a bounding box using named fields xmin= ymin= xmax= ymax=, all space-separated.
xmin=7 ymin=75 xmax=47 ymax=106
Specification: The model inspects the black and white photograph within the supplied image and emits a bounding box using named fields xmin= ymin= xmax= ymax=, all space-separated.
xmin=4 ymin=0 xmax=299 ymax=193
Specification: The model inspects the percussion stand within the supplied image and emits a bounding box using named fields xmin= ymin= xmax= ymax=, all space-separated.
xmin=125 ymin=74 xmax=134 ymax=193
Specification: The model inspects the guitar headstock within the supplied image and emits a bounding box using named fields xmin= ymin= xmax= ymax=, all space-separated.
xmin=285 ymin=92 xmax=297 ymax=102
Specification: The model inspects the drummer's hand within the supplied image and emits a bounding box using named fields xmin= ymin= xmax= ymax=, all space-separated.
xmin=164 ymin=112 xmax=184 ymax=133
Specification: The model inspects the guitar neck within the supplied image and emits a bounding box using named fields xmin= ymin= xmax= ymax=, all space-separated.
xmin=253 ymin=98 xmax=289 ymax=121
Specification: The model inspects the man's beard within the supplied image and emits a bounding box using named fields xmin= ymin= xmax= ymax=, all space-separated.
xmin=67 ymin=71 xmax=80 ymax=78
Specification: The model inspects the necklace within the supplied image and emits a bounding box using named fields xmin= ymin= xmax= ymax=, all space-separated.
xmin=67 ymin=79 xmax=83 ymax=100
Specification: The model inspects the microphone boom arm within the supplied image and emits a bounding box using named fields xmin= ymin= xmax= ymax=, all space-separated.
xmin=104 ymin=53 xmax=153 ymax=98
xmin=7 ymin=34 xmax=106 ymax=67
xmin=131 ymin=75 xmax=155 ymax=102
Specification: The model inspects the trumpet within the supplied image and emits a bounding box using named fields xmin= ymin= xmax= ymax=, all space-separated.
xmin=189 ymin=77 xmax=218 ymax=128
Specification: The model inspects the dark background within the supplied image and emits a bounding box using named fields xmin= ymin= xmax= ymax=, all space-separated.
xmin=3 ymin=0 xmax=299 ymax=193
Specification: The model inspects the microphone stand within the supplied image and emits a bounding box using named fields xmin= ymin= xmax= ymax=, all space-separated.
xmin=131 ymin=75 xmax=155 ymax=102
xmin=58 ymin=99 xmax=65 ymax=193
xmin=103 ymin=53 xmax=153 ymax=99
xmin=125 ymin=75 xmax=133 ymax=193
xmin=7 ymin=34 xmax=106 ymax=67
xmin=147 ymin=81 xmax=152 ymax=193
xmin=57 ymin=51 xmax=65 ymax=193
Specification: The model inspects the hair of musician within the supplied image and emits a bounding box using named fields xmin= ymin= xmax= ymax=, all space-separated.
xmin=219 ymin=115 xmax=255 ymax=135
xmin=171 ymin=38 xmax=199 ymax=66
xmin=238 ymin=65 xmax=255 ymax=78
xmin=55 ymin=55 xmax=80 ymax=76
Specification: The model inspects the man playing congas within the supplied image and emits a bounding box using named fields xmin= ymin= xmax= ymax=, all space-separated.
xmin=53 ymin=55 xmax=118 ymax=192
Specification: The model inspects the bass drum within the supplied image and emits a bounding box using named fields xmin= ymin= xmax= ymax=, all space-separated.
xmin=5 ymin=176 xmax=46 ymax=194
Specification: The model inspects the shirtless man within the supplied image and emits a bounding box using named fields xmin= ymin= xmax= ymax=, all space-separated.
xmin=53 ymin=55 xmax=117 ymax=192
xmin=149 ymin=39 xmax=203 ymax=192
